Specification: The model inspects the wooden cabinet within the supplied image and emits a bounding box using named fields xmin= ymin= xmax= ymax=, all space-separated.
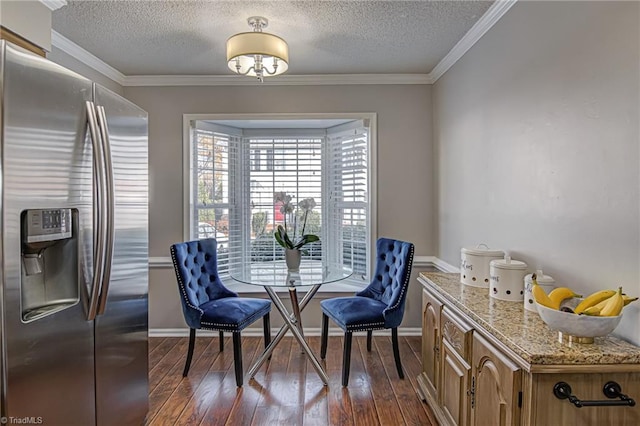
xmin=441 ymin=339 xmax=471 ymax=425
xmin=440 ymin=308 xmax=473 ymax=426
xmin=418 ymin=289 xmax=443 ymax=404
xmin=0 ymin=28 xmax=46 ymax=57
xmin=418 ymin=287 xmax=518 ymax=426
xmin=417 ymin=273 xmax=640 ymax=426
xmin=470 ymin=333 xmax=521 ymax=426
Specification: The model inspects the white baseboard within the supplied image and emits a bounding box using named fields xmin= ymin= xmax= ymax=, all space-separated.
xmin=149 ymin=327 xmax=422 ymax=338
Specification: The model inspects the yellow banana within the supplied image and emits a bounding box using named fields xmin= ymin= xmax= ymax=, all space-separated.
xmin=593 ymin=294 xmax=637 ymax=311
xmin=548 ymin=287 xmax=582 ymax=310
xmin=593 ymin=297 xmax=610 ymax=311
xmin=581 ymin=306 xmax=602 ymax=316
xmin=574 ymin=289 xmax=617 ymax=314
xmin=531 ymin=274 xmax=555 ymax=309
xmin=600 ymin=287 xmax=624 ymax=317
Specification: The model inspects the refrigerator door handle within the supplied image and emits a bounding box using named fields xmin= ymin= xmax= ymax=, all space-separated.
xmin=86 ymin=101 xmax=107 ymax=321
xmin=95 ymin=105 xmax=115 ymax=315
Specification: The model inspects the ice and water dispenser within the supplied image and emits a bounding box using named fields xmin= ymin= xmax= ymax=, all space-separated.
xmin=21 ymin=208 xmax=79 ymax=322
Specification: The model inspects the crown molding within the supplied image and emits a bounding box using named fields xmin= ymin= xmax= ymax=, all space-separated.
xmin=51 ymin=30 xmax=126 ymax=85
xmin=123 ymin=73 xmax=431 ymax=86
xmin=39 ymin=0 xmax=67 ymax=11
xmin=428 ymin=0 xmax=518 ymax=83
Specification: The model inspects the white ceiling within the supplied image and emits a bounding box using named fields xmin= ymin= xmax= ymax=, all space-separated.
xmin=51 ymin=0 xmax=495 ymax=77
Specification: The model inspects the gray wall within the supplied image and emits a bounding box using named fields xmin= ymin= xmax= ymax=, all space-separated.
xmin=0 ymin=0 xmax=52 ymax=51
xmin=123 ymin=84 xmax=434 ymax=331
xmin=433 ymin=1 xmax=640 ymax=344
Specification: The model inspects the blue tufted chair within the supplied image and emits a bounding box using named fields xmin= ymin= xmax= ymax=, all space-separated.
xmin=170 ymin=238 xmax=271 ymax=387
xmin=320 ymin=237 xmax=414 ymax=386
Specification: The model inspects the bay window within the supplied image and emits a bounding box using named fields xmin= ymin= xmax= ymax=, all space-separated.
xmin=184 ymin=116 xmax=375 ymax=288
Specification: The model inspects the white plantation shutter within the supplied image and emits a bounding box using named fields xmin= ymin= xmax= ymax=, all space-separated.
xmin=190 ymin=119 xmax=371 ymax=287
xmin=326 ymin=122 xmax=370 ymax=283
xmin=245 ymin=136 xmax=323 ymax=264
xmin=191 ymin=126 xmax=241 ymax=275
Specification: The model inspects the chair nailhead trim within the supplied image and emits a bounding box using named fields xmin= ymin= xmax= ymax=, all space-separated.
xmin=201 ymin=325 xmax=235 ymax=332
xmin=170 ymin=245 xmax=204 ymax=317
xmin=201 ymin=307 xmax=268 ymax=331
xmin=346 ymin=321 xmax=384 ymax=331
xmin=202 ymin=321 xmax=236 ymax=328
xmin=386 ymin=244 xmax=414 ymax=312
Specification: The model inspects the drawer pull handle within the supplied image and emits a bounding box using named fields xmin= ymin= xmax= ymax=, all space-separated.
xmin=553 ymin=381 xmax=636 ymax=408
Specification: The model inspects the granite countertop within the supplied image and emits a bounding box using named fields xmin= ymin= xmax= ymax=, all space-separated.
xmin=420 ymin=272 xmax=640 ymax=366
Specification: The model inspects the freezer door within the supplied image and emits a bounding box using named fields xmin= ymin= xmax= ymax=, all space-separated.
xmin=0 ymin=43 xmax=96 ymax=424
xmin=93 ymin=85 xmax=149 ymax=426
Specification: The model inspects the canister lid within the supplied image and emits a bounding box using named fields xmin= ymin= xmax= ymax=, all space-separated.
xmin=490 ymin=256 xmax=527 ymax=270
xmin=525 ymin=269 xmax=555 ymax=284
xmin=461 ymin=244 xmax=504 ymax=257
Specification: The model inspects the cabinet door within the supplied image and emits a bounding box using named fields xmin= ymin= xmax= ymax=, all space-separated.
xmin=421 ymin=289 xmax=443 ymax=401
xmin=470 ymin=333 xmax=522 ymax=426
xmin=441 ymin=339 xmax=471 ymax=426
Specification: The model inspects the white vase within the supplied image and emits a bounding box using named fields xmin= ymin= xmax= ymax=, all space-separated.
xmin=285 ymin=248 xmax=302 ymax=271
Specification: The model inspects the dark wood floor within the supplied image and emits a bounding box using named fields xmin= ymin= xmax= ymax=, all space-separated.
xmin=146 ymin=334 xmax=436 ymax=425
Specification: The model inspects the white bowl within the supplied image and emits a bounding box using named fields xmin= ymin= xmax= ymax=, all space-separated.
xmin=536 ymin=302 xmax=622 ymax=338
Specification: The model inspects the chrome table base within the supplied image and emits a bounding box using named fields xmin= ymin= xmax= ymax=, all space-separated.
xmin=247 ymin=284 xmax=328 ymax=385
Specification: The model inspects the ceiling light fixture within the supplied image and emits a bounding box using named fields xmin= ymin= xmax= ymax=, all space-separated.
xmin=226 ymin=16 xmax=289 ymax=82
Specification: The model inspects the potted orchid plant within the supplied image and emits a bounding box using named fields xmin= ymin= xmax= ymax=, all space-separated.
xmin=273 ymin=193 xmax=319 ymax=269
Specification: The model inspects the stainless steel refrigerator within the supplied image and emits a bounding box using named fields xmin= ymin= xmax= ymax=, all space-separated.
xmin=0 ymin=41 xmax=148 ymax=425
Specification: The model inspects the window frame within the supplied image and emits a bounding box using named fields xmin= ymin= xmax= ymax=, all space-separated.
xmin=182 ymin=113 xmax=377 ymax=291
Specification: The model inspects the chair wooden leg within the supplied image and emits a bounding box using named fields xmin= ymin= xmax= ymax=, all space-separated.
xmin=392 ymin=327 xmax=404 ymax=379
xmin=320 ymin=313 xmax=329 ymax=359
xmin=183 ymin=328 xmax=196 ymax=377
xmin=367 ymin=330 xmax=372 ymax=352
xmin=232 ymin=332 xmax=243 ymax=387
xmin=219 ymin=331 xmax=224 ymax=352
xmin=342 ymin=331 xmax=353 ymax=387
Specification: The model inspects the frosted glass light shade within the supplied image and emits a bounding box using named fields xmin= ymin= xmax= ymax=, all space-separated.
xmin=226 ymin=32 xmax=289 ymax=77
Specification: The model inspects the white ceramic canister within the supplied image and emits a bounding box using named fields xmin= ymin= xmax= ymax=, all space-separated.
xmin=460 ymin=244 xmax=505 ymax=288
xmin=523 ymin=270 xmax=556 ymax=313
xmin=489 ymin=256 xmax=528 ymax=301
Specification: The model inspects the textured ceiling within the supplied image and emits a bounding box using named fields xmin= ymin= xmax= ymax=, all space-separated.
xmin=52 ymin=0 xmax=494 ymax=76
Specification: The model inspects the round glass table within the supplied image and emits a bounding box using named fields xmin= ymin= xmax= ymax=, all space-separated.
xmin=230 ymin=261 xmax=352 ymax=288
xmin=230 ymin=261 xmax=352 ymax=385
